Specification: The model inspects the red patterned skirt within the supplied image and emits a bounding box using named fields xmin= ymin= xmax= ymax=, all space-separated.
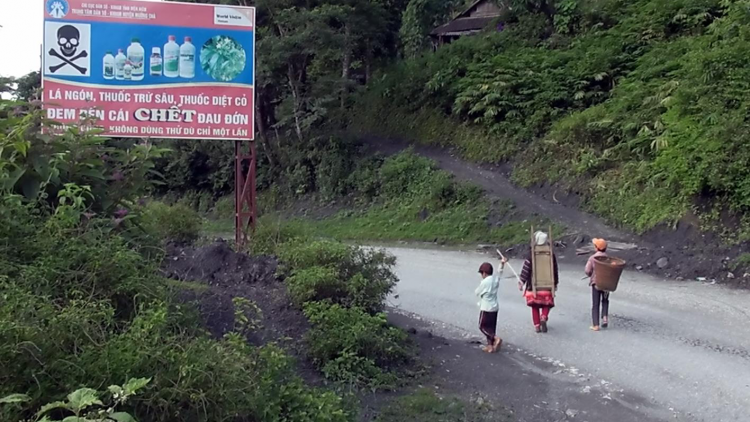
xmin=524 ymin=290 xmax=555 ymax=308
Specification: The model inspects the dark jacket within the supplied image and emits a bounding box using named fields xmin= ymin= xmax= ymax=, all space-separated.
xmin=519 ymin=252 xmax=559 ymax=292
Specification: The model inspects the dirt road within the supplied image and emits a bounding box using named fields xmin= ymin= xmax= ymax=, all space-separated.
xmin=385 ymin=246 xmax=750 ymax=422
xmin=365 ymin=137 xmax=635 ymax=243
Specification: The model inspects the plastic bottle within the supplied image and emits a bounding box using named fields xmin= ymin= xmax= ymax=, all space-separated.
xmin=103 ymin=51 xmax=115 ymax=80
xmin=124 ymin=62 xmax=133 ymax=80
xmin=163 ymin=35 xmax=179 ymax=78
xmin=179 ymin=36 xmax=196 ymax=79
xmin=127 ymin=38 xmax=145 ymax=81
xmin=150 ymin=47 xmax=162 ymax=76
xmin=115 ymin=49 xmax=127 ymax=80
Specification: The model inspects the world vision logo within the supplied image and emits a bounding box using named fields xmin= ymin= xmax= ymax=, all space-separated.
xmin=46 ymin=0 xmax=70 ymax=19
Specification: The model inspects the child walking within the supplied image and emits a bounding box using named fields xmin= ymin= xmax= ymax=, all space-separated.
xmin=475 ymin=257 xmax=506 ymax=353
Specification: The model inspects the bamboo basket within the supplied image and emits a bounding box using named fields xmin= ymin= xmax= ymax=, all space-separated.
xmin=592 ymin=256 xmax=626 ymax=292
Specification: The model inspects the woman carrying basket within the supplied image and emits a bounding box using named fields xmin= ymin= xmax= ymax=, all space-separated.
xmin=519 ymin=231 xmax=559 ymax=333
xmin=586 ymin=238 xmax=609 ymax=331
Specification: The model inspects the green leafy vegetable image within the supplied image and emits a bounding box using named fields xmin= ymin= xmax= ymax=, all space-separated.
xmin=200 ymin=35 xmax=247 ymax=82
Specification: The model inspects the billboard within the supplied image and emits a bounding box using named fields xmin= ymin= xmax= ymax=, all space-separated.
xmin=42 ymin=0 xmax=255 ymax=140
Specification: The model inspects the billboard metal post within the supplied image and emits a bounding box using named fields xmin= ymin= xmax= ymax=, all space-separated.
xmin=235 ymin=140 xmax=256 ymax=248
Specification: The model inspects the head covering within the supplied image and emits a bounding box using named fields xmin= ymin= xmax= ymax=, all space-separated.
xmin=534 ymin=231 xmax=548 ymax=246
xmin=593 ymin=238 xmax=607 ymax=251
xmin=478 ymin=262 xmax=493 ymax=276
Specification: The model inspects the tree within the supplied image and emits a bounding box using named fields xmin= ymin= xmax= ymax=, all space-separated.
xmin=159 ymin=0 xmax=410 ymax=195
xmin=14 ymin=72 xmax=41 ymax=102
xmin=400 ymin=0 xmax=466 ymax=58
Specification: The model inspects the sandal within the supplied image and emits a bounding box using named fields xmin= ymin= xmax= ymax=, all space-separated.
xmin=540 ymin=320 xmax=548 ymax=333
xmin=590 ymin=326 xmax=600 ymax=332
xmin=535 ymin=325 xmax=542 ymax=333
xmin=602 ymin=317 xmax=609 ymax=329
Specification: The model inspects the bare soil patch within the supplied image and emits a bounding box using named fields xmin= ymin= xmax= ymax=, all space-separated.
xmin=160 ymin=240 xmax=321 ymax=382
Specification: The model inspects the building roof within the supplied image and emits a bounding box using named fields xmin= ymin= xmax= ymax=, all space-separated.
xmin=430 ymin=16 xmax=496 ymax=36
xmin=430 ymin=0 xmax=504 ymax=36
xmin=456 ymin=0 xmax=501 ymax=19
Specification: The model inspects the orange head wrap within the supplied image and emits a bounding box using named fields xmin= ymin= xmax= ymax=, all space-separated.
xmin=593 ymin=238 xmax=607 ymax=251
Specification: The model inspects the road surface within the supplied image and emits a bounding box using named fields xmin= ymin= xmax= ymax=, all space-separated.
xmin=385 ymin=246 xmax=750 ymax=422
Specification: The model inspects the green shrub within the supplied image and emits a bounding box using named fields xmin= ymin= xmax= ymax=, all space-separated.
xmin=0 ymin=104 xmax=168 ymax=216
xmin=0 ymin=99 xmax=353 ymax=422
xmin=152 ymin=139 xmax=234 ymax=199
xmin=348 ymin=156 xmax=385 ymax=201
xmin=730 ymin=253 xmax=750 ymax=272
xmin=304 ymin=302 xmax=414 ymax=390
xmin=286 ymin=266 xmax=344 ymax=305
xmin=0 ymin=227 xmax=352 ymax=422
xmin=347 ymin=151 xmax=486 ymax=213
xmin=278 ymin=239 xmax=351 ymax=270
xmin=268 ymin=235 xmax=408 ymax=390
xmin=278 ymin=240 xmax=398 ymax=313
xmin=140 ymin=201 xmax=202 ymax=244
xmin=249 ymin=217 xmax=314 ymax=255
xmin=212 ymin=194 xmax=235 ymax=220
xmin=379 ymin=151 xmax=437 ymax=201
xmin=177 ymin=190 xmax=215 ymax=214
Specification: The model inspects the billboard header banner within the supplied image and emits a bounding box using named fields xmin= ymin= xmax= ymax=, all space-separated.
xmin=42 ymin=0 xmax=255 ymax=140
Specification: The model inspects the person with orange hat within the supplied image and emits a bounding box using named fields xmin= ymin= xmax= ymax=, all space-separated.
xmin=586 ymin=238 xmax=610 ymax=331
xmin=475 ymin=257 xmax=506 ymax=353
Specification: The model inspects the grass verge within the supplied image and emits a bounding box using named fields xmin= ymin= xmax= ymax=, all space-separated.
xmin=202 ymin=151 xmax=561 ymax=247
xmin=376 ymin=388 xmax=508 ymax=422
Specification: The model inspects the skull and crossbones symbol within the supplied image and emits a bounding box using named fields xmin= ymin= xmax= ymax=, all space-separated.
xmin=48 ymin=25 xmax=88 ymax=74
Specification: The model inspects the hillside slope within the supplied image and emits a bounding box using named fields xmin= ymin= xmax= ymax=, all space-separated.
xmin=349 ymin=0 xmax=750 ymax=245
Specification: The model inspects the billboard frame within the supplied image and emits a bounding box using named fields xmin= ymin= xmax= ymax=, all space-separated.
xmin=40 ymin=0 xmax=258 ymax=247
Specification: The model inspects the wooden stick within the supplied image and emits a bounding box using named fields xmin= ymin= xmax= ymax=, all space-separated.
xmin=496 ymin=250 xmax=521 ymax=281
xmin=549 ymin=225 xmax=555 ymax=299
xmin=530 ymin=226 xmax=537 ymax=296
xmin=496 ymin=249 xmax=525 ymax=297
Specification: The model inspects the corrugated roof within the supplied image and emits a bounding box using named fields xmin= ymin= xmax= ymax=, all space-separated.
xmin=430 ymin=17 xmax=495 ymax=35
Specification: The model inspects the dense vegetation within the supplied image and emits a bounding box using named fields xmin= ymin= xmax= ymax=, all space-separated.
xmin=10 ymin=0 xmax=750 ymax=419
xmin=201 ymin=149 xmax=554 ymax=246
xmin=259 ymin=233 xmax=418 ymax=391
xmin=351 ymin=0 xmax=750 ymax=241
xmin=0 ymin=100 xmax=362 ymax=420
xmin=0 ymin=89 xmax=416 ymax=420
xmin=151 ymin=0 xmax=750 ymax=247
xmin=15 ymin=0 xmax=750 ymax=242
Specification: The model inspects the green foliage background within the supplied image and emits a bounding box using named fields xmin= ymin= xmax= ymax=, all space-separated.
xmin=0 ymin=103 xmax=352 ymax=420
xmin=351 ymin=0 xmax=750 ymax=239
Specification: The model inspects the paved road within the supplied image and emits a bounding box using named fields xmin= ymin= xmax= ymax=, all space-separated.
xmin=385 ymin=246 xmax=750 ymax=422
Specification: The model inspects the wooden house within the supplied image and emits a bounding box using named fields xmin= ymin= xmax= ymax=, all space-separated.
xmin=430 ymin=0 xmax=506 ymax=49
